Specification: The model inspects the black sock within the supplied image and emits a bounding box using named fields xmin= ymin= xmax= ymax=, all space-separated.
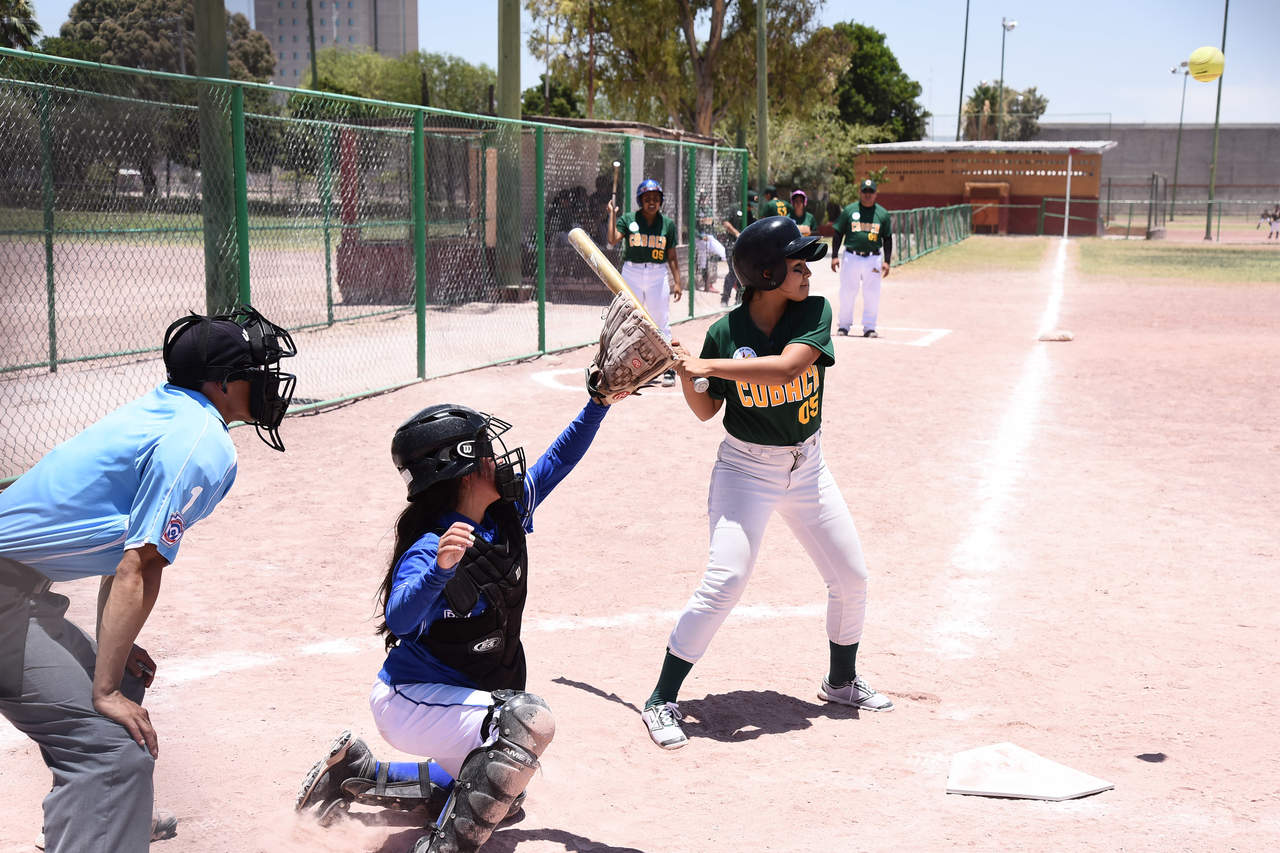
xmin=828 ymin=641 xmax=858 ymax=686
xmin=645 ymin=649 xmax=694 ymax=709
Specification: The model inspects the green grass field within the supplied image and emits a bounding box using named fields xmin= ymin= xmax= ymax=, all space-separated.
xmin=900 ymin=234 xmax=1050 ymax=272
xmin=1077 ymin=240 xmax=1280 ymax=284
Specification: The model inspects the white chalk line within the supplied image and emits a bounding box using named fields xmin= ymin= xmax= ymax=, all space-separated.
xmin=932 ymin=238 xmax=1067 ymax=660
xmin=0 ymin=603 xmax=822 ymax=753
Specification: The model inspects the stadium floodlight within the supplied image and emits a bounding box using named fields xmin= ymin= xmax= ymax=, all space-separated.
xmin=997 ymin=18 xmax=1018 ymax=141
xmin=1170 ymin=61 xmax=1190 ymax=220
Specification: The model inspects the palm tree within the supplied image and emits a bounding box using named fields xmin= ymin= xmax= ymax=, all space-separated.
xmin=1 ymin=0 xmax=41 ymax=49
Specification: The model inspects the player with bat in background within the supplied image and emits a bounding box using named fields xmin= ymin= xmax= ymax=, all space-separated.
xmin=606 ymin=177 xmax=682 ymax=386
xmin=639 ymin=216 xmax=894 ymax=750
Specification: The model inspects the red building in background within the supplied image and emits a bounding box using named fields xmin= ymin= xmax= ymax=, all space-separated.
xmin=852 ymin=140 xmax=1117 ymax=237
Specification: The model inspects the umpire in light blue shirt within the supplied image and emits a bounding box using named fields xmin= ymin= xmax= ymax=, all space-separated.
xmin=0 ymin=305 xmax=296 ymax=853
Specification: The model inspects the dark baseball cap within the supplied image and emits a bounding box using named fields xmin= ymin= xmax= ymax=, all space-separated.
xmin=765 ymin=184 xmax=778 ymax=194
xmin=860 ymin=179 xmax=878 ymax=192
xmin=164 ymin=316 xmax=253 ymax=389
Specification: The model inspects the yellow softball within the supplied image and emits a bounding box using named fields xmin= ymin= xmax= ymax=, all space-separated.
xmin=1188 ymin=46 xmax=1225 ymax=82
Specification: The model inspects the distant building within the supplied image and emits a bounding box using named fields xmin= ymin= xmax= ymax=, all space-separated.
xmin=253 ymin=0 xmax=418 ymax=86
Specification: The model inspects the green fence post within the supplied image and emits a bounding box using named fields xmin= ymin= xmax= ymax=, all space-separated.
xmin=37 ymin=87 xmax=57 ymax=373
xmin=412 ymin=111 xmax=427 ymax=378
xmin=1215 ymin=202 xmax=1222 ymax=241
xmin=622 ymin=138 xmax=632 ymax=214
xmin=1126 ymin=202 xmax=1133 ymax=239
xmin=231 ymin=85 xmax=251 ymax=306
xmin=320 ymin=125 xmax=335 ymax=325
xmin=687 ymin=145 xmax=696 ymax=319
xmin=740 ymin=149 xmax=749 ymax=231
xmin=535 ymin=125 xmax=546 ymax=353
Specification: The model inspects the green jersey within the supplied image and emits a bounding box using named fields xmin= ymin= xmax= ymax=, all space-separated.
xmin=616 ymin=211 xmax=677 ymax=264
xmin=834 ymin=203 xmax=892 ymax=254
xmin=790 ymin=210 xmax=817 ymax=231
xmin=700 ymin=296 xmax=835 ymax=446
xmin=757 ymin=197 xmax=791 ymax=219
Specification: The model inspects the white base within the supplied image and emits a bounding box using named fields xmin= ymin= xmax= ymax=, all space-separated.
xmin=946 ymin=742 xmax=1113 ymax=801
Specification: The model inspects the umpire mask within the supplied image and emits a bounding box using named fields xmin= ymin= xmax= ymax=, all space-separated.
xmin=164 ymin=305 xmax=298 ymax=452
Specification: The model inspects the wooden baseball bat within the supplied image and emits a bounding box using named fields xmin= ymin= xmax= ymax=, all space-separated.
xmin=567 ymin=227 xmax=658 ymax=325
xmin=611 ymin=160 xmax=620 ymax=199
xmin=566 ymin=227 xmax=705 ymax=392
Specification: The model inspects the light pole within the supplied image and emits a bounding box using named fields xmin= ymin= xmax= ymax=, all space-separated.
xmin=997 ymin=17 xmax=1017 ymax=141
xmin=1170 ymin=62 xmax=1189 ymax=220
xmin=955 ymin=0 xmax=971 ymax=141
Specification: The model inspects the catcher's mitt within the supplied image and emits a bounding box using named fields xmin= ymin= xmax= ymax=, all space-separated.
xmin=586 ymin=292 xmax=677 ymax=404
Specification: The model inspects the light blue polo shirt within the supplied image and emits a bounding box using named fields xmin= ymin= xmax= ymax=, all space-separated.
xmin=0 ymin=385 xmax=238 ymax=581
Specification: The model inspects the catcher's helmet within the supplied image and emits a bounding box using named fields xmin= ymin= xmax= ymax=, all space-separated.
xmin=732 ymin=215 xmax=828 ymax=291
xmin=636 ymin=179 xmax=663 ymax=204
xmin=391 ymin=404 xmax=525 ymax=502
xmin=163 ymin=305 xmax=298 ymax=452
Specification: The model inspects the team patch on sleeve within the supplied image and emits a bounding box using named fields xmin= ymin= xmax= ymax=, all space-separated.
xmin=160 ymin=512 xmax=185 ymax=546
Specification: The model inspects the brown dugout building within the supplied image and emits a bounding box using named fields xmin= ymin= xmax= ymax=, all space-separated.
xmin=852 ymin=140 xmax=1117 ymax=236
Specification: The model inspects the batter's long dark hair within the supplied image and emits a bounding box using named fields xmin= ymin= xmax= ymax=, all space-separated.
xmin=376 ymin=478 xmax=462 ymax=651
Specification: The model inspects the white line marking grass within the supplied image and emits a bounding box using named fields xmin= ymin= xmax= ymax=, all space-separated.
xmin=932 ymin=239 xmax=1067 ymax=660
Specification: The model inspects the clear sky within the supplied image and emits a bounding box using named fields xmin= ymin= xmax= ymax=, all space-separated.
xmin=28 ymin=0 xmax=1280 ymax=134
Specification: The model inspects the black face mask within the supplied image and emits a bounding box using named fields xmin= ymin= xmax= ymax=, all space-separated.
xmin=469 ymin=428 xmax=527 ymax=503
xmin=241 ymin=366 xmax=297 ymax=452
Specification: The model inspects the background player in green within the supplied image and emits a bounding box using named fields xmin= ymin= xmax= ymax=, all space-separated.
xmin=831 ymin=178 xmax=893 ymax=338
xmin=789 ymin=189 xmax=817 ymax=236
xmin=638 ymin=216 xmax=893 ymax=750
xmin=757 ymin=184 xmax=791 ymax=219
xmin=607 ymin=178 xmax=682 ymax=385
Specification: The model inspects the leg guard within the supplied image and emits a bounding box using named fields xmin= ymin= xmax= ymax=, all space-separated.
xmin=416 ymin=691 xmax=555 ymax=853
xmin=341 ymin=762 xmax=449 ymax=816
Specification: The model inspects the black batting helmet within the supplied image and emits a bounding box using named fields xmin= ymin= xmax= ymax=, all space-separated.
xmin=391 ymin=404 xmax=525 ymax=502
xmin=732 ymin=216 xmax=828 ymax=291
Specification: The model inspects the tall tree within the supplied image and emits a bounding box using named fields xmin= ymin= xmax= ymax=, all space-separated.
xmin=962 ymin=82 xmax=1048 ymax=141
xmin=831 ymin=22 xmax=927 ymax=142
xmin=1 ymin=0 xmax=41 ymax=49
xmin=522 ymin=74 xmax=584 ymax=118
xmin=526 ymin=0 xmax=829 ymax=137
xmin=312 ymin=48 xmax=496 ymax=114
xmin=58 ymin=0 xmax=272 ymax=81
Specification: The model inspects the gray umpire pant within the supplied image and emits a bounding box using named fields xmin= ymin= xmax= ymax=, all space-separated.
xmin=0 ymin=559 xmax=153 ymax=853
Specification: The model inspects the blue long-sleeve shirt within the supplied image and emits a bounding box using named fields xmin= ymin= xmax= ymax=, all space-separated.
xmin=378 ymin=400 xmax=609 ymax=688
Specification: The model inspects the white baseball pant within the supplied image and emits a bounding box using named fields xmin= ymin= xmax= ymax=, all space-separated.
xmin=667 ymin=430 xmax=870 ymax=662
xmin=837 ymin=249 xmax=883 ymax=333
xmin=368 ymin=680 xmax=493 ymax=779
xmin=621 ymin=260 xmax=672 ymax=341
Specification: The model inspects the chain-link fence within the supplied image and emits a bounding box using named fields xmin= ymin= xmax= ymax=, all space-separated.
xmin=0 ymin=48 xmax=756 ymax=482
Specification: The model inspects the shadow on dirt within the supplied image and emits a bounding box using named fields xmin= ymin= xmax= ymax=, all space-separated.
xmin=678 ymin=689 xmax=863 ymax=742
xmin=551 ymin=677 xmax=865 ymax=742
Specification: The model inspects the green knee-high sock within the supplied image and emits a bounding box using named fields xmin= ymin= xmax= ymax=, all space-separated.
xmin=645 ymin=649 xmax=694 ymax=709
xmin=828 ymin=641 xmax=859 ymax=686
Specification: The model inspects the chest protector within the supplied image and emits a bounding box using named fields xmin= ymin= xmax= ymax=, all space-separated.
xmin=420 ymin=503 xmax=529 ymax=691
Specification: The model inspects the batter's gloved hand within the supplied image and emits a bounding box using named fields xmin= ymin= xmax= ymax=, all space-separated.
xmin=585 ymin=292 xmax=677 ymax=405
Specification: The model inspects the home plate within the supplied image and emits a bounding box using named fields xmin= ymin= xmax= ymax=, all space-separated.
xmin=946 ymin=742 xmax=1113 ymax=800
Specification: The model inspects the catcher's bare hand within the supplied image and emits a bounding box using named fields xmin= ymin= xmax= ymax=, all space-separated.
xmin=437 ymin=521 xmax=476 ymax=571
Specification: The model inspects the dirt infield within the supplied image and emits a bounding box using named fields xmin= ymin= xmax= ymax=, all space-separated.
xmin=2 ymin=236 xmax=1277 ymax=852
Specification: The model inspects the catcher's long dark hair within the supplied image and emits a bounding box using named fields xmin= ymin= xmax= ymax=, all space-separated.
xmin=376 ymin=478 xmax=462 ymax=651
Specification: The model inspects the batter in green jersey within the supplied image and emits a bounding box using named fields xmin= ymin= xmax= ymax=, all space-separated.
xmin=606 ymin=178 xmax=683 ymax=385
xmin=831 ymin=178 xmax=894 ymax=337
xmin=639 ymin=216 xmax=893 ymax=752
